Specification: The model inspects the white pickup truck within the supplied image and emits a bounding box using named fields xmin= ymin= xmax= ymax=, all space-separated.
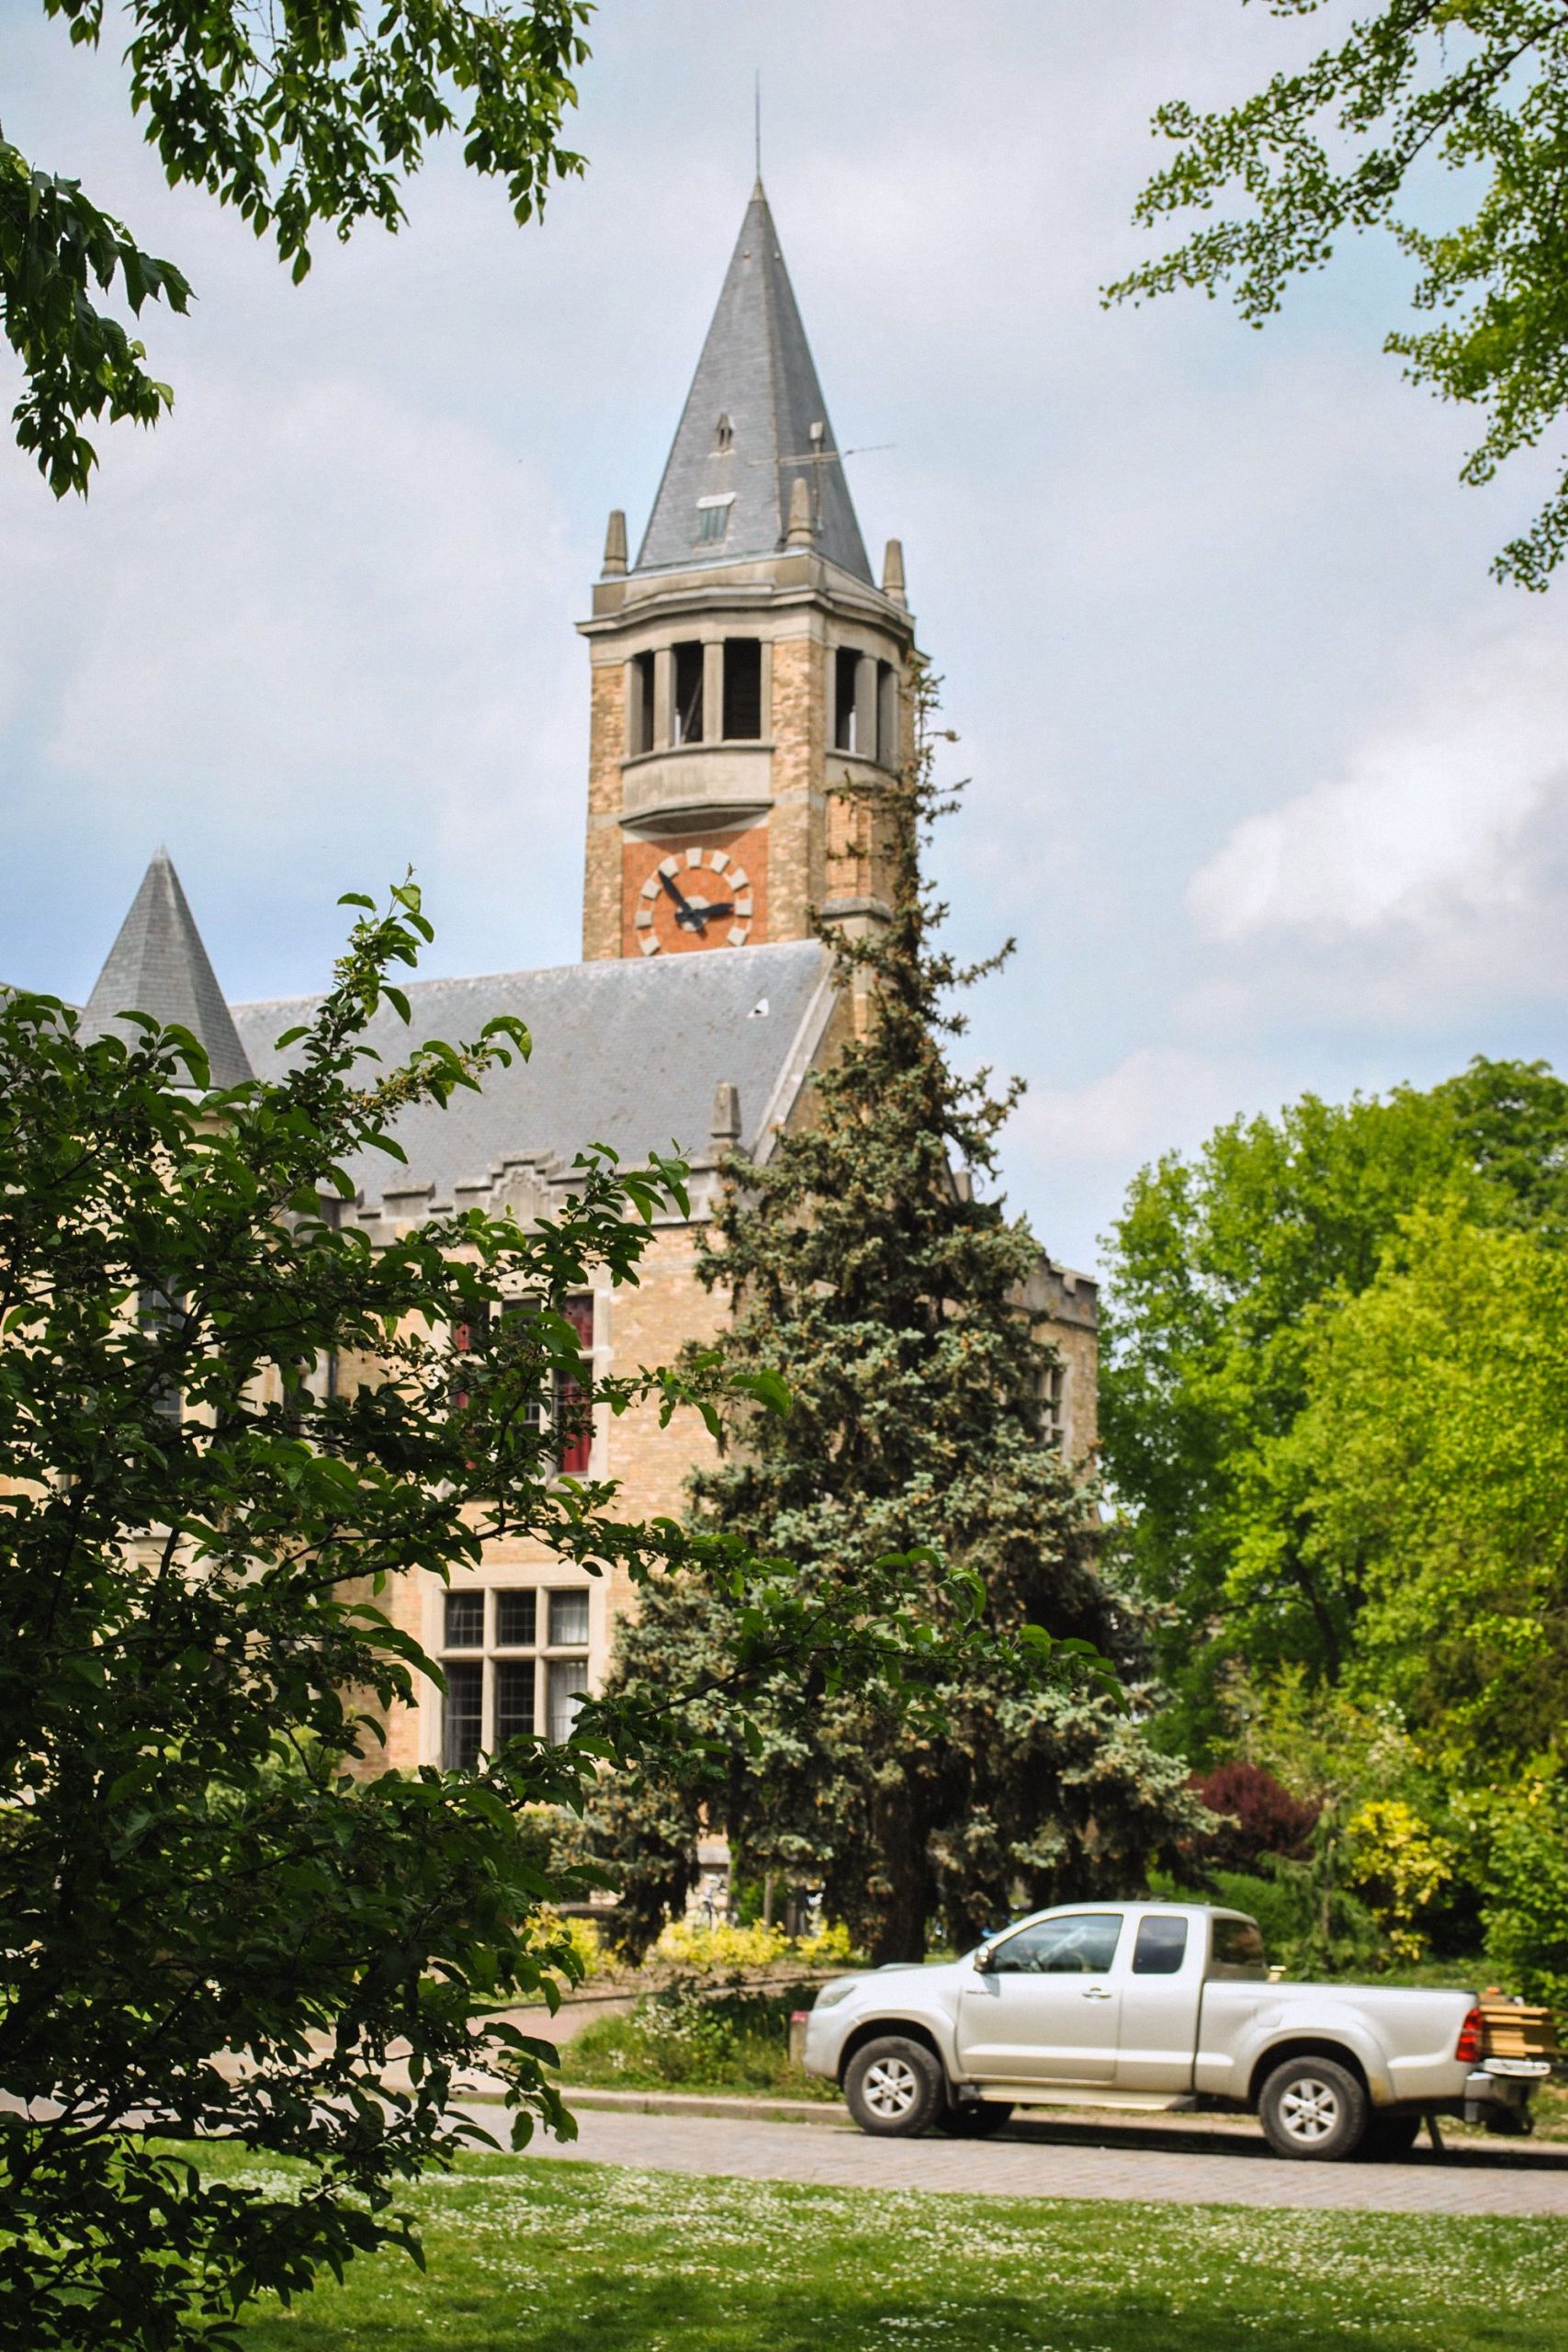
xmin=800 ymin=1901 xmax=1551 ymax=2160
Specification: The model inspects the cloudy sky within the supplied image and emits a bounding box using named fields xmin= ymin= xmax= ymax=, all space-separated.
xmin=6 ymin=1 xmax=1566 ymax=1272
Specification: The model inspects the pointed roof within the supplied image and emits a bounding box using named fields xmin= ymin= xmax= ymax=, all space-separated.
xmin=635 ymin=182 xmax=872 ymax=583
xmin=82 ymin=850 xmax=254 ymax=1088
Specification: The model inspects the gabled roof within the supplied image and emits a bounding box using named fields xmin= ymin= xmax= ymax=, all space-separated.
xmin=232 ymin=940 xmax=836 ymax=1211
xmin=635 ymin=182 xmax=872 ymax=583
xmin=81 ymin=851 xmax=254 ymax=1089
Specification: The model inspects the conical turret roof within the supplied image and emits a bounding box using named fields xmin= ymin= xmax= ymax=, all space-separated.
xmin=82 ymin=850 xmax=253 ymax=1088
xmin=636 ymin=183 xmax=872 ymax=583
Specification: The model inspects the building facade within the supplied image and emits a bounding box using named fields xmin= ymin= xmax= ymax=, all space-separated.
xmin=73 ymin=181 xmax=1099 ymax=1781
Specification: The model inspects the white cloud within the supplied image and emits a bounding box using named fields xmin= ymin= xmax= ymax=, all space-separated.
xmin=1017 ymin=1045 xmax=1272 ymax=1170
xmin=1189 ymin=620 xmax=1568 ymax=945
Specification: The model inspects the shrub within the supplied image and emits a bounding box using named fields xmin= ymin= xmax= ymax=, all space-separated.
xmin=1483 ymin=1781 xmax=1568 ymax=2013
xmin=1189 ymin=1760 xmax=1319 ymax=1873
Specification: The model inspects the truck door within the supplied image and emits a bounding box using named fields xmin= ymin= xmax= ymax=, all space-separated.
xmin=1116 ymin=1912 xmax=1201 ymax=2092
xmin=956 ymin=1911 xmax=1125 ymax=2084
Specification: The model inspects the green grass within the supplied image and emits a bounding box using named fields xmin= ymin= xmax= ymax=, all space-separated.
xmin=216 ymin=2151 xmax=1566 ymax=2351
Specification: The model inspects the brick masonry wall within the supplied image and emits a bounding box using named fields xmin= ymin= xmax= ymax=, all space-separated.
xmin=620 ymin=824 xmax=770 ymax=956
xmin=583 ymin=658 xmax=626 ymax=961
xmin=766 ymin=631 xmax=825 ymax=942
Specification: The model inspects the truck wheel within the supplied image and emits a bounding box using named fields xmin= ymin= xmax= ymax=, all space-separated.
xmin=1359 ymin=2114 xmax=1421 ymax=2162
xmin=1258 ymin=2057 xmax=1369 ymax=2161
xmin=843 ymin=2038 xmax=945 ymax=2137
xmin=935 ymin=2101 xmax=1013 ymax=2138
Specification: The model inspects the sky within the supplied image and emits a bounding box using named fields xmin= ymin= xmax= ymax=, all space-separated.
xmin=5 ymin=0 xmax=1568 ymax=1274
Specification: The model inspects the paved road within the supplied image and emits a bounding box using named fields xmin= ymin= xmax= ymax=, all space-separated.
xmin=457 ymin=2101 xmax=1568 ymax=2218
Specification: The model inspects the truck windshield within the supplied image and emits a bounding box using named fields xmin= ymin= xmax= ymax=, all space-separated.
xmin=1208 ymin=1916 xmax=1268 ymax=1978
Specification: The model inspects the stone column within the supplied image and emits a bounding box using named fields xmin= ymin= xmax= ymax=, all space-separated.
xmin=853 ymin=653 xmax=875 ymax=758
xmin=703 ymin=639 xmax=724 ymax=743
xmin=653 ymin=646 xmax=673 ymax=751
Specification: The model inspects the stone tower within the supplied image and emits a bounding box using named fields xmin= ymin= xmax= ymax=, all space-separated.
xmin=579 ymin=180 xmax=916 ymax=964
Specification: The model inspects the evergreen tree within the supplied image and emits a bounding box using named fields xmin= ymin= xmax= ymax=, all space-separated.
xmin=596 ymin=666 xmax=1198 ymax=1965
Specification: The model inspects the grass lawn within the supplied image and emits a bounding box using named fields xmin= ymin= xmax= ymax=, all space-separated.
xmin=218 ymin=2151 xmax=1566 ymax=2351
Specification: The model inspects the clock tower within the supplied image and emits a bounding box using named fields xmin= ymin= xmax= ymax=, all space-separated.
xmin=579 ymin=180 xmax=916 ymax=963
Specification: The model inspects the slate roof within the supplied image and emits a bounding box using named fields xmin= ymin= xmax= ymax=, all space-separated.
xmin=635 ymin=182 xmax=872 ymax=584
xmin=231 ymin=939 xmax=835 ymax=1211
xmin=81 ymin=850 xmax=254 ymax=1088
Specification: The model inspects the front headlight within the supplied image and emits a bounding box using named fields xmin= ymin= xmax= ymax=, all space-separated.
xmin=812 ymin=1977 xmax=861 ymax=2010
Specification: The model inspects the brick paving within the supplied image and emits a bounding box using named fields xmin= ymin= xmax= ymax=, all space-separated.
xmin=455 ymin=2100 xmax=1568 ymax=2217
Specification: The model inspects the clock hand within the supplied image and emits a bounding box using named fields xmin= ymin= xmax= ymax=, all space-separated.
xmin=703 ymin=901 xmax=736 ymax=922
xmin=658 ymin=870 xmax=708 ymax=933
xmin=658 ymin=875 xmax=705 ymax=926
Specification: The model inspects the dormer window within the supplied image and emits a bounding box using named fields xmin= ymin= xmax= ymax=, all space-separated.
xmin=696 ymin=492 xmax=733 ymax=547
xmin=713 ymin=413 xmax=734 ymax=452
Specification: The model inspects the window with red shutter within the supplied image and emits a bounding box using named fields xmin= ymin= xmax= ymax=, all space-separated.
xmin=557 ymin=1295 xmax=594 ymax=1476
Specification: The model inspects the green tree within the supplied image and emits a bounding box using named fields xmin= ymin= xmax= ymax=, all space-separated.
xmin=1237 ymin=1202 xmax=1568 ymax=1775
xmin=595 ymin=670 xmax=1197 ymax=1966
xmin=1100 ymin=1058 xmax=1568 ymax=1748
xmin=3 ymin=1 xmax=591 ymax=493
xmin=1107 ymin=2 xmax=1568 ymax=587
xmin=0 ymin=879 xmax=1021 ymax=2348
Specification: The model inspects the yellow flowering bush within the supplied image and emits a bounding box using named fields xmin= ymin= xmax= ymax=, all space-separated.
xmin=1346 ymin=1799 xmax=1454 ymax=1962
xmin=654 ymin=1916 xmax=861 ymax=1973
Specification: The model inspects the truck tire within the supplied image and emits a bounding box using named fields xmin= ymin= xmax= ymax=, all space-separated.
xmin=1258 ymin=2056 xmax=1369 ymax=2161
xmin=935 ymin=2101 xmax=1013 ymax=2138
xmin=1359 ymin=2113 xmax=1421 ymax=2162
xmin=843 ymin=2037 xmax=945 ymax=2137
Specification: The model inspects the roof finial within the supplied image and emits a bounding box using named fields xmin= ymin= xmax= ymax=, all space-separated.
xmin=711 ymin=1080 xmax=741 ymax=1157
xmin=602 ymin=508 xmax=627 ymax=577
xmin=882 ymin=538 xmax=906 ymax=605
xmin=753 ymin=71 xmax=762 ymax=192
xmin=784 ymin=475 xmax=816 ymax=548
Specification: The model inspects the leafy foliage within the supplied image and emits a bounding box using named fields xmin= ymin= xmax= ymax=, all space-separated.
xmin=1107 ymin=2 xmax=1568 ymax=586
xmin=594 ymin=663 xmax=1199 ymax=1965
xmin=1186 ymin=1759 xmax=1318 ymax=1873
xmin=1234 ymin=1203 xmax=1568 ymax=1777
xmin=1100 ymin=1057 xmax=1568 ymax=1748
xmin=1483 ymin=1779 xmax=1568 ymax=2009
xmin=0 ymin=880 xmax=770 ymax=2347
xmin=0 ymin=876 xmax=1034 ymax=2346
xmin=4 ymin=1 xmax=592 ymax=491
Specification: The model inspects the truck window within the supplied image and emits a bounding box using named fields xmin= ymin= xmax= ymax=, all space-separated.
xmin=1208 ymin=1915 xmax=1268 ymax=1978
xmin=990 ymin=1913 xmax=1122 ymax=1974
xmin=1132 ymin=1916 xmax=1189 ymax=1975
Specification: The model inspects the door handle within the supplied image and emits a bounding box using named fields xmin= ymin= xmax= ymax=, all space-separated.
xmin=1081 ymin=1985 xmax=1114 ymax=2000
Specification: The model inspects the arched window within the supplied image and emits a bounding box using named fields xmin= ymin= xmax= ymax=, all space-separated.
xmin=713 ymin=413 xmax=734 ymax=452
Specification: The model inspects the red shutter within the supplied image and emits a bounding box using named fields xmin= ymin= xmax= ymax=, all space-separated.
xmin=557 ymin=1295 xmax=594 ymax=1476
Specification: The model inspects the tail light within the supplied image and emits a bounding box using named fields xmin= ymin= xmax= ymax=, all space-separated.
xmin=1455 ymin=2006 xmax=1483 ymax=2064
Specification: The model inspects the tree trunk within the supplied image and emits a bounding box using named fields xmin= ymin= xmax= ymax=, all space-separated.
xmin=868 ymin=1781 xmax=934 ymax=1963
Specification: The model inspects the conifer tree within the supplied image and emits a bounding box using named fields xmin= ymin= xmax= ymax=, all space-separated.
xmin=597 ymin=666 xmax=1198 ymax=1964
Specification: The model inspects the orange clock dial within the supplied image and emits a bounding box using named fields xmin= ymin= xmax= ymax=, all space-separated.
xmin=626 ymin=839 xmax=762 ymax=956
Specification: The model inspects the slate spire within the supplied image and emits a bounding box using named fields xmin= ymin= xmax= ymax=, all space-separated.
xmin=635 ymin=182 xmax=872 ymax=583
xmin=82 ymin=850 xmax=253 ymax=1088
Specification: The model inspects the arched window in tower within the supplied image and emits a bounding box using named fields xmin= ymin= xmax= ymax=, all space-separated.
xmin=876 ymin=661 xmax=897 ymax=768
xmin=629 ymin=650 xmax=655 ymax=755
xmin=723 ymin=639 xmax=762 ymax=740
xmin=713 ymin=413 xmax=734 ymax=452
xmin=672 ymin=642 xmax=705 ymax=743
xmin=834 ymin=647 xmax=863 ymax=753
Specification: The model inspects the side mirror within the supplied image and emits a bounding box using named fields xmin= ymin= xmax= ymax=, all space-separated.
xmin=974 ymin=1946 xmax=995 ymax=1973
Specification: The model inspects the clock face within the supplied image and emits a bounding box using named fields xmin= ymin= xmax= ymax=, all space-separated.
xmin=633 ymin=845 xmax=755 ymax=956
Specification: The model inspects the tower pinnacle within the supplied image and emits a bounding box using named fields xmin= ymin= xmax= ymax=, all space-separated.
xmin=635 ymin=186 xmax=871 ymax=582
